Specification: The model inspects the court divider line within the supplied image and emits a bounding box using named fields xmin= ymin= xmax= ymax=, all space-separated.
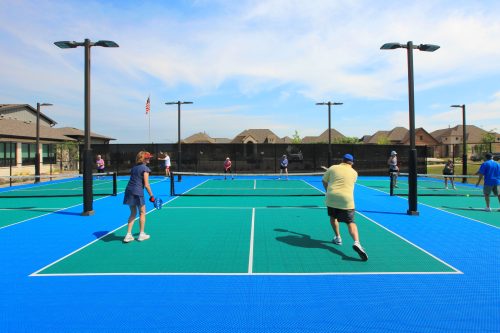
xmin=356 ymin=183 xmax=500 ymax=230
xmin=299 ymin=179 xmax=325 ymax=194
xmin=29 ymin=192 xmax=180 ymax=277
xmin=248 ymin=208 xmax=255 ymax=273
xmin=0 ymin=178 xmax=167 ymax=232
xmin=356 ymin=211 xmax=462 ymax=274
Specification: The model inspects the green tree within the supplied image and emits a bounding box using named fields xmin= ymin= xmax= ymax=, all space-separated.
xmin=333 ymin=136 xmax=360 ymax=144
xmin=476 ymin=132 xmax=496 ymax=156
xmin=376 ymin=135 xmax=390 ymax=145
xmin=292 ymin=130 xmax=302 ymax=144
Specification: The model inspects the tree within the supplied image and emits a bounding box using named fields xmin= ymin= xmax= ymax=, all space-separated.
xmin=475 ymin=132 xmax=496 ymax=157
xmin=292 ymin=130 xmax=301 ymax=144
xmin=376 ymin=135 xmax=390 ymax=145
xmin=333 ymin=136 xmax=360 ymax=144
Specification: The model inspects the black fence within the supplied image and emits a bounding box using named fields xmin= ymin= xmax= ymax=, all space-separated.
xmin=88 ymin=143 xmax=428 ymax=176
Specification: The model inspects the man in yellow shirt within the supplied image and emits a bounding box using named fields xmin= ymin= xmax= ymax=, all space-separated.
xmin=322 ymin=154 xmax=368 ymax=261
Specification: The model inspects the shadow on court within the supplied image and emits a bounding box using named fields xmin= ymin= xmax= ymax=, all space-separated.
xmin=93 ymin=231 xmax=124 ymax=242
xmin=274 ymin=228 xmax=361 ymax=261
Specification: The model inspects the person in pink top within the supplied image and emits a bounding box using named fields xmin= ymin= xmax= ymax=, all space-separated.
xmin=224 ymin=157 xmax=233 ymax=180
xmin=96 ymin=155 xmax=105 ymax=173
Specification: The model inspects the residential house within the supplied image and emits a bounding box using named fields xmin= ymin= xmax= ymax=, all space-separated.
xmin=301 ymin=129 xmax=345 ymax=143
xmin=231 ymin=129 xmax=281 ymax=144
xmin=364 ymin=127 xmax=408 ymax=144
xmin=0 ymin=104 xmax=113 ymax=176
xmin=431 ymin=125 xmax=500 ymax=158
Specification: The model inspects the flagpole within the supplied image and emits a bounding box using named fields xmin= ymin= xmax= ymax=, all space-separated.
xmin=146 ymin=95 xmax=151 ymax=142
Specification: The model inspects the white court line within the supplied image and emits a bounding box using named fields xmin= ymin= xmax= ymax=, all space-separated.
xmin=356 ymin=211 xmax=462 ymax=274
xmin=248 ymin=208 xmax=255 ymax=273
xmin=33 ymin=271 xmax=461 ymax=277
xmin=1 ymin=178 xmax=168 ymax=231
xmin=356 ymin=183 xmax=500 ymax=230
xmin=30 ymin=192 xmax=181 ymax=276
xmin=31 ymin=201 xmax=461 ymax=277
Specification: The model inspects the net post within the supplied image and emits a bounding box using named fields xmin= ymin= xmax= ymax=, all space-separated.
xmin=170 ymin=171 xmax=175 ymax=196
xmin=112 ymin=172 xmax=117 ymax=196
xmin=390 ymin=172 xmax=394 ymax=196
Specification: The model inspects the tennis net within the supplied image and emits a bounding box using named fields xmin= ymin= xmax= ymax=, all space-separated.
xmin=0 ymin=172 xmax=118 ymax=198
xmin=390 ymin=173 xmax=482 ymax=197
xmin=170 ymin=171 xmax=325 ymax=196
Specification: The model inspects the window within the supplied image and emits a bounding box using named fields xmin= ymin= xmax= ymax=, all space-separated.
xmin=0 ymin=142 xmax=16 ymax=167
xmin=42 ymin=144 xmax=56 ymax=164
xmin=419 ymin=136 xmax=423 ymax=140
xmin=22 ymin=143 xmax=36 ymax=165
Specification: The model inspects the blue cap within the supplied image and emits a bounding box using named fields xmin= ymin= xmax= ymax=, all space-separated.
xmin=343 ymin=154 xmax=354 ymax=161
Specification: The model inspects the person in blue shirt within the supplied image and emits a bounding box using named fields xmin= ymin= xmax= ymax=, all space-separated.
xmin=475 ymin=152 xmax=500 ymax=212
xmin=123 ymin=151 xmax=156 ymax=242
xmin=279 ymin=155 xmax=288 ymax=180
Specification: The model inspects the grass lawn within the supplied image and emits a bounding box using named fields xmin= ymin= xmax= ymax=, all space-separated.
xmin=427 ymin=161 xmax=482 ymax=176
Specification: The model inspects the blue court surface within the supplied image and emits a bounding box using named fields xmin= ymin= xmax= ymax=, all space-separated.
xmin=1 ymin=175 xmax=499 ymax=332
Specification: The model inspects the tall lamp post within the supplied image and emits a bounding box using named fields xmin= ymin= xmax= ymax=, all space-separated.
xmin=35 ymin=102 xmax=52 ymax=183
xmin=381 ymin=41 xmax=440 ymax=216
xmin=316 ymin=101 xmax=343 ymax=167
xmin=451 ymin=104 xmax=467 ymax=183
xmin=54 ymin=39 xmax=119 ymax=216
xmin=165 ymin=101 xmax=193 ymax=181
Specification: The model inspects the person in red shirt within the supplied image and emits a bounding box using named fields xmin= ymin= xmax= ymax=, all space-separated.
xmin=224 ymin=157 xmax=233 ymax=180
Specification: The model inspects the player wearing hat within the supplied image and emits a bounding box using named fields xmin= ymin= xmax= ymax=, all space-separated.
xmin=322 ymin=153 xmax=368 ymax=261
xmin=279 ymin=154 xmax=289 ymax=180
xmin=388 ymin=150 xmax=399 ymax=188
xmin=123 ymin=151 xmax=155 ymax=243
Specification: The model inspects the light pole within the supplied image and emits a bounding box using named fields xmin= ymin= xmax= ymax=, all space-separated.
xmin=316 ymin=101 xmax=343 ymax=167
xmin=54 ymin=39 xmax=119 ymax=216
xmin=451 ymin=104 xmax=467 ymax=183
xmin=35 ymin=102 xmax=52 ymax=183
xmin=381 ymin=41 xmax=440 ymax=216
xmin=165 ymin=101 xmax=193 ymax=181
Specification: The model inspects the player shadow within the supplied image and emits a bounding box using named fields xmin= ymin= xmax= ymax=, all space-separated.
xmin=2 ymin=207 xmax=82 ymax=216
xmin=442 ymin=206 xmax=497 ymax=212
xmin=274 ymin=228 xmax=361 ymax=261
xmin=93 ymin=231 xmax=123 ymax=242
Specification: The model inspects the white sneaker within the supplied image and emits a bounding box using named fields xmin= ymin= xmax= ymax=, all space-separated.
xmin=353 ymin=242 xmax=368 ymax=261
xmin=484 ymin=207 xmax=492 ymax=212
xmin=123 ymin=233 xmax=134 ymax=243
xmin=138 ymin=233 xmax=150 ymax=241
xmin=332 ymin=236 xmax=342 ymax=245
xmin=445 ymin=186 xmax=448 ymax=189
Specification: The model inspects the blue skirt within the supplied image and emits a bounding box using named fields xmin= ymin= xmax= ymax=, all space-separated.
xmin=123 ymin=189 xmax=145 ymax=207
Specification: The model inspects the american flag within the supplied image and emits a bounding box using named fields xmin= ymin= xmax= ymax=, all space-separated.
xmin=145 ymin=96 xmax=150 ymax=114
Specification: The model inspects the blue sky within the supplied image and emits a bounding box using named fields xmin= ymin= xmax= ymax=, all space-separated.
xmin=1 ymin=0 xmax=499 ymax=143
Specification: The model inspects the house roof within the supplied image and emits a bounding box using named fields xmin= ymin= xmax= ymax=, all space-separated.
xmin=0 ymin=118 xmax=76 ymax=142
xmin=53 ymin=127 xmax=115 ymax=141
xmin=430 ymin=125 xmax=491 ymax=143
xmin=365 ymin=127 xmax=408 ymax=144
xmin=231 ymin=129 xmax=281 ymax=143
xmin=302 ymin=129 xmax=345 ymax=143
xmin=400 ymin=127 xmax=440 ymax=145
xmin=0 ymin=104 xmax=58 ymax=126
xmin=183 ymin=132 xmax=216 ymax=143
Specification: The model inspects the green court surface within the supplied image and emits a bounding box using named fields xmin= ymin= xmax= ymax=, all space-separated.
xmin=35 ymin=192 xmax=457 ymax=275
xmin=357 ymin=177 xmax=500 ymax=228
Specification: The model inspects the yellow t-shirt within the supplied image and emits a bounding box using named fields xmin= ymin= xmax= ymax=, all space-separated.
xmin=322 ymin=163 xmax=358 ymax=209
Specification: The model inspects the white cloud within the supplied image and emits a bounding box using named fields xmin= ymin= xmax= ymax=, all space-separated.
xmin=1 ymin=0 xmax=500 ymax=142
